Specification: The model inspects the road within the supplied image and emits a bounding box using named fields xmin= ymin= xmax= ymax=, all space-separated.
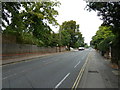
xmin=2 ymin=48 xmax=91 ymax=88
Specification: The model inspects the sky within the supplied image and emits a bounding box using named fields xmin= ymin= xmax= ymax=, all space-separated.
xmin=51 ymin=0 xmax=103 ymax=45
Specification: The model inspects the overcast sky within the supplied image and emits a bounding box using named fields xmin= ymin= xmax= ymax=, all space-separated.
xmin=51 ymin=0 xmax=103 ymax=45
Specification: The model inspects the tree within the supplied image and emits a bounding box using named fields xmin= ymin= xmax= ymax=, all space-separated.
xmin=90 ymin=26 xmax=114 ymax=48
xmin=2 ymin=2 xmax=21 ymax=28
xmin=97 ymin=35 xmax=115 ymax=52
xmin=87 ymin=2 xmax=120 ymax=34
xmin=61 ymin=30 xmax=71 ymax=46
xmin=60 ymin=20 xmax=84 ymax=49
xmin=49 ymin=32 xmax=59 ymax=47
xmin=90 ymin=26 xmax=115 ymax=58
xmin=87 ymin=2 xmax=120 ymax=64
xmin=2 ymin=1 xmax=61 ymax=46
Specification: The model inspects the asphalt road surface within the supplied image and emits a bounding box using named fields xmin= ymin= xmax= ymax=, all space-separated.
xmin=2 ymin=48 xmax=91 ymax=88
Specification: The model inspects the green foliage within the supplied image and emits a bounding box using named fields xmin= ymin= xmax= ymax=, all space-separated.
xmin=2 ymin=2 xmax=21 ymax=28
xmin=2 ymin=1 xmax=61 ymax=47
xmin=90 ymin=26 xmax=114 ymax=49
xmin=90 ymin=26 xmax=115 ymax=54
xmin=87 ymin=2 xmax=120 ymax=34
xmin=49 ymin=32 xmax=59 ymax=47
xmin=61 ymin=30 xmax=71 ymax=46
xmin=17 ymin=33 xmax=44 ymax=46
xmin=60 ymin=20 xmax=84 ymax=48
xmin=87 ymin=2 xmax=120 ymax=64
xmin=21 ymin=1 xmax=60 ymax=33
xmin=84 ymin=43 xmax=89 ymax=48
xmin=97 ymin=35 xmax=115 ymax=52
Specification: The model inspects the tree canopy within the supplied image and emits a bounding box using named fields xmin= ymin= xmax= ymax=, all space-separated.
xmin=2 ymin=1 xmax=61 ymax=46
xmin=87 ymin=2 xmax=120 ymax=35
xmin=87 ymin=2 xmax=120 ymax=64
xmin=60 ymin=20 xmax=85 ymax=49
xmin=90 ymin=26 xmax=115 ymax=51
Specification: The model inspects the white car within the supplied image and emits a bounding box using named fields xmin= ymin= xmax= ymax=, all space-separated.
xmin=78 ymin=47 xmax=85 ymax=51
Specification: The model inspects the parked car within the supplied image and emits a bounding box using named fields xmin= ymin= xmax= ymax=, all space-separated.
xmin=78 ymin=47 xmax=85 ymax=51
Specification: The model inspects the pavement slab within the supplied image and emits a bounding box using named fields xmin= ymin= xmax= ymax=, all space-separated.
xmin=79 ymin=49 xmax=119 ymax=88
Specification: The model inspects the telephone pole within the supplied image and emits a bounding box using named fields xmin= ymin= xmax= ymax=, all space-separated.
xmin=59 ymin=25 xmax=62 ymax=52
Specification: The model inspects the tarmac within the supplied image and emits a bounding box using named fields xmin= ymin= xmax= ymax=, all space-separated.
xmin=1 ymin=49 xmax=120 ymax=89
xmin=1 ymin=52 xmax=67 ymax=66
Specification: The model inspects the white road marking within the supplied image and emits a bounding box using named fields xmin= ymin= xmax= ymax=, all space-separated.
xmin=3 ymin=77 xmax=8 ymax=80
xmin=42 ymin=61 xmax=46 ymax=62
xmin=3 ymin=59 xmax=57 ymax=80
xmin=2 ymin=73 xmax=17 ymax=80
xmin=55 ymin=73 xmax=70 ymax=88
xmin=74 ymin=61 xmax=81 ymax=68
xmin=82 ymin=54 xmax=88 ymax=60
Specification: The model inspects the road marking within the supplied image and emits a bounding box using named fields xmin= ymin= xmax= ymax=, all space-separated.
xmin=3 ymin=73 xmax=17 ymax=80
xmin=74 ymin=61 xmax=81 ymax=68
xmin=3 ymin=77 xmax=8 ymax=80
xmin=55 ymin=73 xmax=70 ymax=88
xmin=82 ymin=53 xmax=88 ymax=60
xmin=42 ymin=61 xmax=46 ymax=62
xmin=72 ymin=52 xmax=90 ymax=90
xmin=3 ymin=59 xmax=57 ymax=80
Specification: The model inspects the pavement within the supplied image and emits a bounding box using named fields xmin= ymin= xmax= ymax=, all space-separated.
xmin=79 ymin=49 xmax=119 ymax=88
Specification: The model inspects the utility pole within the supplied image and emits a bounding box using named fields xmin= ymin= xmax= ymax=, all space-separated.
xmin=59 ymin=25 xmax=62 ymax=52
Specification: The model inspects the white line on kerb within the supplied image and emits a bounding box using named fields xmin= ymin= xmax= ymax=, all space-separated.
xmin=55 ymin=73 xmax=70 ymax=88
xmin=74 ymin=61 xmax=81 ymax=68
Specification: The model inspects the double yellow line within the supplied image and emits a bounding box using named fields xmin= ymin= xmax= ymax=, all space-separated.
xmin=71 ymin=53 xmax=90 ymax=90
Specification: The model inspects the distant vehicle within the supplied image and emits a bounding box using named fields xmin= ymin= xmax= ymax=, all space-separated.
xmin=70 ymin=47 xmax=74 ymax=50
xmin=78 ymin=47 xmax=85 ymax=51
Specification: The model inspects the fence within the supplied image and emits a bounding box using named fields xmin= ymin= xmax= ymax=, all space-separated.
xmin=2 ymin=43 xmax=66 ymax=60
xmin=2 ymin=34 xmax=67 ymax=60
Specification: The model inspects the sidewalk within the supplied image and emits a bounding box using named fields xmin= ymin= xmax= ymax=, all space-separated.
xmin=1 ymin=51 xmax=68 ymax=65
xmin=79 ymin=49 xmax=119 ymax=88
